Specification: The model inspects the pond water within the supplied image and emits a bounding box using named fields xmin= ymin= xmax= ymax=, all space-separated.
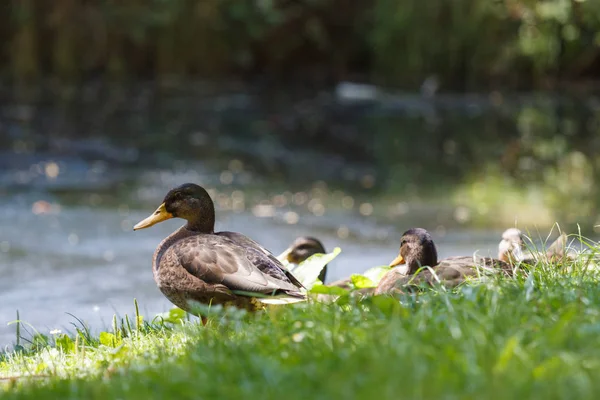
xmin=1 ymin=84 xmax=597 ymax=346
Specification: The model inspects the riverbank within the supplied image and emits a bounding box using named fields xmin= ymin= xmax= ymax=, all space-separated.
xmin=2 ymin=245 xmax=600 ymax=399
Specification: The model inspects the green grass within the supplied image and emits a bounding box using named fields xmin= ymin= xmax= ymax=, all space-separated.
xmin=2 ymin=245 xmax=600 ymax=399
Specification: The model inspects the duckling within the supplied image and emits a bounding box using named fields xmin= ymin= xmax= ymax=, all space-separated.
xmin=498 ymin=228 xmax=568 ymax=265
xmin=280 ymin=236 xmax=328 ymax=283
xmin=375 ymin=228 xmax=511 ymax=295
xmin=133 ymin=183 xmax=305 ymax=315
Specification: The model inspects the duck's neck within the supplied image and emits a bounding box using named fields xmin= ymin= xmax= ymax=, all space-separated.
xmin=186 ymin=218 xmax=214 ymax=233
xmin=406 ymin=246 xmax=438 ymax=275
xmin=152 ymin=226 xmax=195 ymax=274
xmin=184 ymin=203 xmax=215 ymax=233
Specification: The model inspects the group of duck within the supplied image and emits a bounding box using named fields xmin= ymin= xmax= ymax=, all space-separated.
xmin=133 ymin=183 xmax=570 ymax=317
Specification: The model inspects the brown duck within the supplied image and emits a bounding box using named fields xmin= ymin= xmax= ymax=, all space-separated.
xmin=375 ymin=228 xmax=511 ymax=295
xmin=280 ymin=236 xmax=328 ymax=283
xmin=133 ymin=183 xmax=305 ymax=315
xmin=279 ymin=236 xmax=374 ymax=296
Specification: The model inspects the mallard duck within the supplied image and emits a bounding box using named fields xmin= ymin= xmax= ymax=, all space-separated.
xmin=278 ymin=236 xmax=377 ymax=297
xmin=280 ymin=236 xmax=328 ymax=283
xmin=133 ymin=183 xmax=305 ymax=315
xmin=498 ymin=228 xmax=568 ymax=265
xmin=375 ymin=228 xmax=511 ymax=295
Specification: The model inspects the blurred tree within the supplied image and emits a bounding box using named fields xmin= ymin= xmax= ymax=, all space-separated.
xmin=3 ymin=0 xmax=599 ymax=89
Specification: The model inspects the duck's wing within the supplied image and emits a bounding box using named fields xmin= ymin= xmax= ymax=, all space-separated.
xmin=375 ymin=267 xmax=409 ymax=294
xmin=218 ymin=231 xmax=304 ymax=288
xmin=376 ymin=265 xmax=468 ymax=294
xmin=439 ymin=256 xmax=513 ymax=276
xmin=375 ymin=256 xmax=511 ymax=295
xmin=171 ymin=235 xmax=305 ymax=298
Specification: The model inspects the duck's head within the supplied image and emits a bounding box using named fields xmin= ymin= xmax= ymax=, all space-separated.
xmin=282 ymin=236 xmax=326 ymax=264
xmin=389 ymin=228 xmax=438 ymax=275
xmin=280 ymin=236 xmax=328 ymax=282
xmin=133 ymin=183 xmax=215 ymax=233
xmin=498 ymin=228 xmax=524 ymax=263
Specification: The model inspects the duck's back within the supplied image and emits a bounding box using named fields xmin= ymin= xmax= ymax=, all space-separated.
xmin=217 ymin=231 xmax=303 ymax=288
xmin=375 ymin=255 xmax=511 ymax=295
xmin=437 ymin=256 xmax=511 ymax=275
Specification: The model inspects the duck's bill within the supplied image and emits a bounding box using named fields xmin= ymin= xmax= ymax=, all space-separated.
xmin=133 ymin=203 xmax=173 ymax=230
xmin=389 ymin=254 xmax=405 ymax=267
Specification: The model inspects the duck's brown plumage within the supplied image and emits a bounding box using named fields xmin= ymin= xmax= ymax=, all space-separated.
xmin=134 ymin=183 xmax=304 ymax=313
xmin=375 ymin=228 xmax=511 ymax=295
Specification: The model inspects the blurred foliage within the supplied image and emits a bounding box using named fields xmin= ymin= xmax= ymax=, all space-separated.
xmin=3 ymin=0 xmax=600 ymax=89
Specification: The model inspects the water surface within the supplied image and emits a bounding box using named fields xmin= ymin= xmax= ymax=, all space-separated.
xmin=1 ymin=85 xmax=597 ymax=346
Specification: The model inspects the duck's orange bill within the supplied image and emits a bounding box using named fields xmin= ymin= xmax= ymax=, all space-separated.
xmin=389 ymin=254 xmax=404 ymax=267
xmin=133 ymin=203 xmax=173 ymax=231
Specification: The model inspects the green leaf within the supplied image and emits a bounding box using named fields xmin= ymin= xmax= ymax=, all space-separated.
xmin=362 ymin=265 xmax=391 ymax=284
xmin=109 ymin=344 xmax=129 ymax=360
xmin=35 ymin=362 xmax=48 ymax=374
xmin=309 ymin=283 xmax=349 ymax=296
xmin=32 ymin=333 xmax=48 ymax=348
xmin=335 ymin=294 xmax=352 ymax=306
xmin=493 ymin=336 xmax=520 ymax=374
xmin=99 ymin=332 xmax=118 ymax=347
xmin=288 ymin=247 xmax=342 ymax=290
xmin=347 ymin=265 xmax=390 ymax=289
xmin=55 ymin=334 xmax=75 ymax=353
xmin=160 ymin=307 xmax=187 ymax=324
xmin=156 ymin=307 xmax=187 ymax=324
xmin=350 ymin=274 xmax=376 ymax=289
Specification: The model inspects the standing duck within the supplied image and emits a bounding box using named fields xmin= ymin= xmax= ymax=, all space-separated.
xmin=375 ymin=228 xmax=511 ymax=295
xmin=280 ymin=236 xmax=328 ymax=283
xmin=133 ymin=183 xmax=305 ymax=314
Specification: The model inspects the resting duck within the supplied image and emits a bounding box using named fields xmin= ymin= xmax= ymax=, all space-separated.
xmin=133 ymin=183 xmax=305 ymax=315
xmin=498 ymin=228 xmax=568 ymax=265
xmin=375 ymin=228 xmax=511 ymax=295
xmin=280 ymin=236 xmax=328 ymax=283
xmin=279 ymin=236 xmax=376 ymax=296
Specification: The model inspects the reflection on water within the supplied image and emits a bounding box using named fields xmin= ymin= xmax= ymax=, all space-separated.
xmin=1 ymin=85 xmax=599 ymax=346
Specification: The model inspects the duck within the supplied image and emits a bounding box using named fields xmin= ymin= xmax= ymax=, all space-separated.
xmin=278 ymin=236 xmax=377 ymax=297
xmin=375 ymin=228 xmax=511 ymax=295
xmin=133 ymin=183 xmax=305 ymax=316
xmin=498 ymin=228 xmax=568 ymax=265
xmin=279 ymin=236 xmax=328 ymax=283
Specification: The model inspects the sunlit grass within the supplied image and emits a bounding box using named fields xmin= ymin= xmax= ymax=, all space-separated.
xmin=2 ymin=241 xmax=600 ymax=399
